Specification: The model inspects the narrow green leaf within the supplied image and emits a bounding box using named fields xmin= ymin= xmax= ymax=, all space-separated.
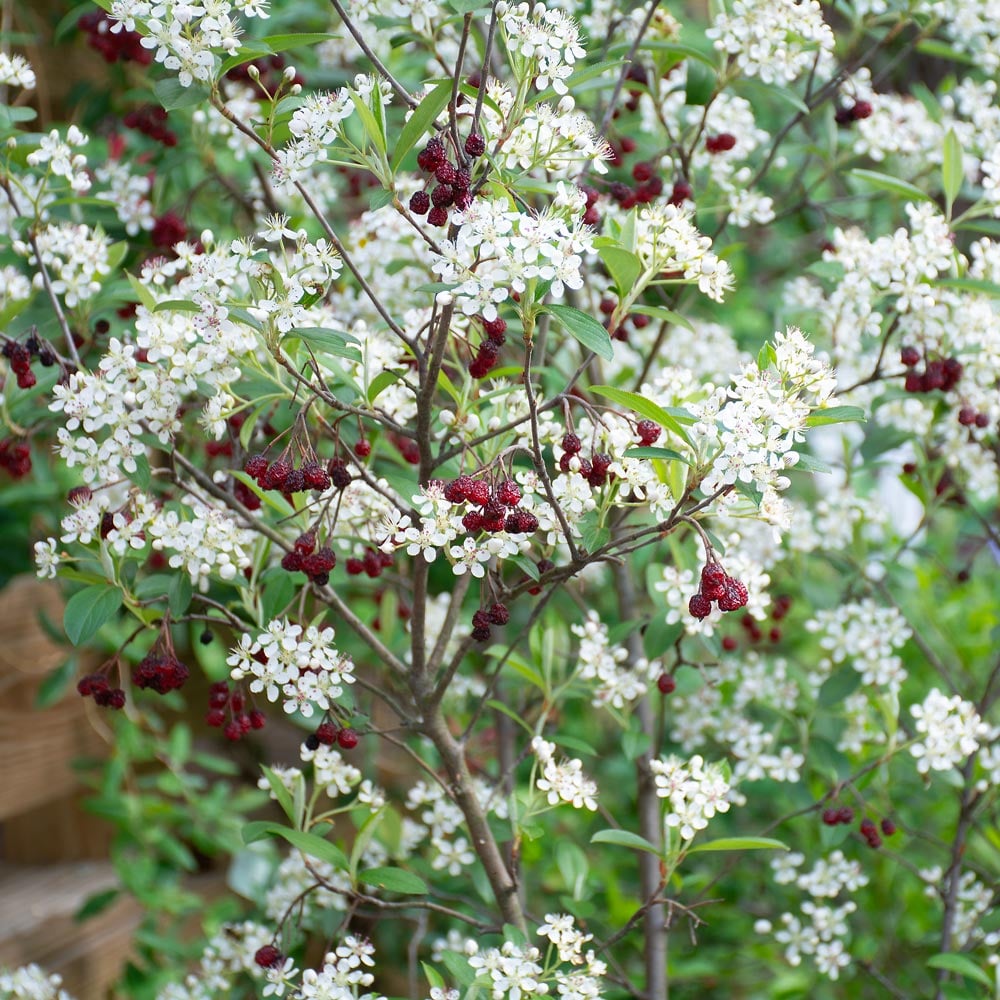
xmin=391 ymin=79 xmax=453 ymax=171
xmin=422 ymin=964 xmax=445 ymax=992
xmin=805 ymin=405 xmax=866 ymax=427
xmin=630 ymin=303 xmax=694 ymax=332
xmin=926 ymin=954 xmax=991 ymax=988
xmin=358 ymin=867 xmax=427 ymax=895
xmin=849 ymin=169 xmax=934 ymax=203
xmin=286 ymin=327 xmax=362 ymax=362
xmin=368 ymin=370 xmax=401 ymax=405
xmin=242 ymin=821 xmax=348 ymax=869
xmin=591 ymin=829 xmax=661 ymax=855
xmin=942 ymin=129 xmax=964 ymax=211
xmin=596 ymin=245 xmax=642 ymax=299
xmin=625 ymin=446 xmax=690 ymax=464
xmin=74 ymin=888 xmax=119 ymax=921
xmin=687 ymin=837 xmax=788 ymax=854
xmin=791 ymin=452 xmax=833 ymax=474
xmin=590 ymin=385 xmax=693 ymax=447
xmin=35 ymin=656 xmax=78 ymax=709
xmin=260 ymin=32 xmax=338 ymax=51
xmin=350 ymin=808 xmax=386 ymax=878
xmin=64 ymin=584 xmax=122 ymax=646
xmin=544 ymin=304 xmax=614 ymax=361
xmin=349 ymin=91 xmax=387 ymax=157
xmin=440 ymin=951 xmax=476 ymax=987
xmin=486 ymin=699 xmax=533 ymax=734
xmin=931 ymin=277 xmax=1000 ymax=297
xmin=259 ymin=766 xmax=297 ymax=823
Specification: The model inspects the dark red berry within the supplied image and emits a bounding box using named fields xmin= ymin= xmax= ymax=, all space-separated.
xmin=255 ymin=946 xmax=283 ymax=969
xmin=851 ymin=100 xmax=873 ymax=120
xmin=488 ymin=602 xmax=510 ymax=625
xmin=249 ymin=709 xmax=266 ymax=730
xmin=206 ymin=707 xmax=226 ymax=727
xmin=316 ymin=721 xmax=338 ymax=745
xmin=837 ymin=806 xmax=854 ymax=824
xmin=427 ymin=206 xmax=449 ymax=226
xmin=496 ymin=479 xmax=521 ymax=506
xmin=974 ymin=412 xmax=990 ymax=428
xmin=224 ymin=720 xmax=243 ymax=741
xmin=354 ymin=439 xmax=372 ymax=458
xmin=900 ymin=346 xmax=920 ymax=367
xmin=464 ymin=132 xmax=486 ymax=157
xmin=700 ymin=563 xmax=726 ymax=602
xmin=718 ymin=577 xmax=749 ymax=612
xmin=483 ymin=317 xmax=507 ymax=339
xmin=346 ymin=557 xmax=364 ymax=575
xmin=721 ymin=635 xmax=738 ymax=651
xmin=880 ymin=817 xmax=896 ymax=836
xmin=562 ymin=432 xmax=582 ymax=455
xmin=636 ymin=420 xmax=661 ymax=446
xmin=705 ymin=133 xmax=736 ymax=153
xmin=409 ymin=190 xmax=431 ymax=215
xmin=337 ymin=727 xmax=359 ymax=749
xmin=465 ymin=479 xmax=490 ymax=507
xmin=657 ymin=673 xmax=675 ymax=694
xmin=689 ymin=593 xmax=712 ymax=619
xmin=822 ymin=808 xmax=840 ymax=825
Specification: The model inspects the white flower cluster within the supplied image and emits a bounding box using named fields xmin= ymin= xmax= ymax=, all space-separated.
xmin=921 ymin=866 xmax=995 ymax=949
xmin=909 ymin=688 xmax=988 ymax=774
xmin=94 ymin=160 xmax=156 ymax=236
xmin=109 ymin=0 xmax=269 ymax=88
xmin=537 ymin=912 xmax=593 ymax=965
xmin=26 ymin=126 xmax=91 ymax=194
xmin=405 ymin=777 xmax=506 ymax=876
xmin=706 ymin=0 xmax=835 ymax=85
xmin=432 ymin=199 xmax=593 ymax=321
xmin=0 ymin=264 xmax=32 ymax=308
xmin=299 ymin=742 xmax=362 ymax=796
xmin=650 ymin=753 xmax=731 ymax=841
xmin=272 ymin=84 xmax=365 ymax=190
xmin=757 ymin=850 xmax=865 ymax=981
xmin=805 ymin=598 xmax=910 ymax=695
xmin=297 ymin=936 xmax=385 ymax=1000
xmin=14 ymin=222 xmax=111 ymax=308
xmin=631 ymin=203 xmax=734 ymax=302
xmin=228 ymin=619 xmax=355 ymax=717
xmin=571 ymin=611 xmax=656 ymax=709
xmin=469 ymin=941 xmax=548 ymax=1000
xmin=480 ymin=82 xmax=612 ymax=176
xmin=0 ymin=965 xmax=75 ymax=1000
xmin=155 ymin=921 xmax=273 ymax=1000
xmin=0 ymin=52 xmax=36 ymax=89
xmin=531 ymin=736 xmax=598 ymax=811
xmin=694 ymin=326 xmax=837 ymax=512
xmin=264 ymin=850 xmax=351 ymax=924
xmin=148 ymin=499 xmax=254 ymax=590
xmin=497 ymin=0 xmax=585 ymax=94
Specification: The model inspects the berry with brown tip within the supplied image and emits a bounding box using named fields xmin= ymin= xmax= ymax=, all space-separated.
xmin=689 ymin=593 xmax=712 ymax=619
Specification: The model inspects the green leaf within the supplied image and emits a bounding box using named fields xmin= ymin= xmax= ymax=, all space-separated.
xmin=596 ymin=245 xmax=642 ymax=299
xmin=74 ymin=888 xmax=119 ymax=921
xmin=578 ymin=511 xmax=610 ymax=552
xmin=367 ymin=369 xmax=402 ymax=405
xmin=286 ymin=327 xmax=362 ymax=362
xmin=153 ymin=78 xmax=209 ymax=111
xmin=241 ymin=822 xmax=348 ymax=869
xmin=805 ymin=405 xmax=866 ymax=427
xmin=927 ymin=953 xmax=992 ymax=988
xmin=259 ymin=766 xmax=297 ymax=824
xmin=167 ymin=572 xmax=193 ymax=618
xmin=590 ymin=385 xmax=693 ymax=447
xmin=591 ymin=829 xmax=661 ymax=855
xmin=544 ymin=304 xmax=613 ymax=361
xmin=35 ymin=656 xmax=78 ymax=709
xmin=391 ymin=79 xmax=453 ymax=171
xmin=349 ymin=90 xmax=387 ymax=158
xmin=486 ymin=699 xmax=533 ymax=735
xmin=818 ymin=667 xmax=862 ymax=708
xmin=931 ymin=277 xmax=1000 ymax=297
xmin=440 ymin=950 xmax=476 ymax=987
xmin=260 ymin=32 xmax=339 ymax=52
xmin=848 ymin=169 xmax=934 ymax=203
xmin=357 ymin=867 xmax=427 ymax=895
xmin=625 ymin=446 xmax=690 ymax=464
xmin=942 ymin=129 xmax=963 ymax=212
xmin=734 ymin=480 xmax=763 ymax=507
xmin=422 ymin=964 xmax=445 ymax=992
xmin=153 ymin=299 xmax=200 ymax=313
xmin=630 ymin=303 xmax=694 ymax=332
xmin=685 ymin=58 xmax=716 ymax=106
xmin=64 ymin=584 xmax=122 ymax=646
xmin=791 ymin=452 xmax=833 ymax=474
xmin=687 ymin=837 xmax=789 ymax=854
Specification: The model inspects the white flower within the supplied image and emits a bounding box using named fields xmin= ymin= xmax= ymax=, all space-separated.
xmin=910 ymin=688 xmax=988 ymax=774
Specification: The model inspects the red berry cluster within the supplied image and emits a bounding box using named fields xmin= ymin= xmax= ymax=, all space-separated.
xmin=689 ymin=562 xmax=749 ymax=619
xmin=410 ymin=136 xmax=477 ymax=227
xmin=77 ymin=673 xmax=126 ymax=710
xmin=123 ymin=105 xmax=177 ymax=147
xmin=206 ymin=681 xmax=266 ymax=740
xmin=471 ymin=602 xmax=509 ymax=643
xmin=133 ymin=651 xmax=190 ymax=694
xmin=469 ymin=316 xmax=507 ymax=379
xmin=722 ymin=595 xmax=791 ymax=650
xmin=558 ymin=432 xmax=614 ymax=488
xmin=901 ymin=347 xmax=963 ymax=393
xmin=0 ymin=438 xmax=31 ymax=478
xmin=821 ymin=805 xmax=854 ymax=826
xmin=281 ymin=530 xmax=337 ymax=586
xmin=705 ymin=133 xmax=737 ymax=154
xmin=860 ymin=816 xmax=896 ymax=849
xmin=444 ymin=474 xmax=538 ymax=535
xmin=305 ymin=721 xmax=359 ymax=751
xmin=244 ymin=453 xmax=335 ymax=495
xmin=3 ymin=333 xmax=57 ymax=390
xmin=345 ymin=548 xmax=394 ymax=577
xmin=957 ymin=405 xmax=992 ymax=429
xmin=151 ymin=212 xmax=188 ymax=250
xmin=78 ymin=11 xmax=152 ymax=65
xmin=835 ymin=100 xmax=873 ymax=125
